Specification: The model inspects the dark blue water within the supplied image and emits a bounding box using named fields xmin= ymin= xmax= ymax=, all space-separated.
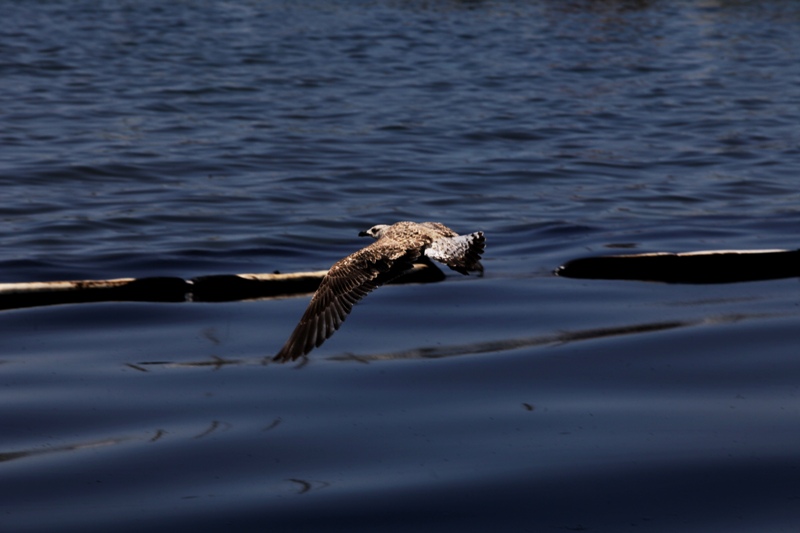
xmin=2 ymin=1 xmax=800 ymax=531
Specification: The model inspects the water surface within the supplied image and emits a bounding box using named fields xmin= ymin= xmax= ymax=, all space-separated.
xmin=2 ymin=1 xmax=800 ymax=531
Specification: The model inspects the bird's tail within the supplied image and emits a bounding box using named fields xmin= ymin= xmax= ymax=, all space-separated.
xmin=425 ymin=231 xmax=485 ymax=275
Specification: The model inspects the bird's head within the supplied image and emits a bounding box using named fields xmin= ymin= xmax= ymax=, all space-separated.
xmin=358 ymin=224 xmax=390 ymax=239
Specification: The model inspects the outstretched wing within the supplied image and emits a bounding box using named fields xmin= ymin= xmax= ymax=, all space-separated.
xmin=273 ymin=240 xmax=420 ymax=362
xmin=424 ymin=231 xmax=485 ymax=275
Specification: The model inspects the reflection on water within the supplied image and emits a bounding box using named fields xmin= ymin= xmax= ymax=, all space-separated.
xmin=111 ymin=310 xmax=785 ymax=370
xmin=287 ymin=478 xmax=331 ymax=495
xmin=327 ymin=311 xmax=787 ymax=361
xmin=127 ymin=355 xmax=244 ymax=372
xmin=0 ymin=437 xmax=129 ymax=464
xmin=0 ymin=419 xmax=251 ymax=464
xmin=192 ymin=420 xmax=233 ymax=439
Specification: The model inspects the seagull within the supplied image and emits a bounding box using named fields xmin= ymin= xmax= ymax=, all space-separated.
xmin=273 ymin=221 xmax=485 ymax=362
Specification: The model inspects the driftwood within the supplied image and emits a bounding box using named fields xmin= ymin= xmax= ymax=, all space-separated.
xmin=556 ymin=249 xmax=800 ymax=284
xmin=0 ymin=263 xmax=445 ymax=311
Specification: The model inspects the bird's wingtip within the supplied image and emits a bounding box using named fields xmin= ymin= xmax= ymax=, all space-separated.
xmin=273 ymin=344 xmax=299 ymax=363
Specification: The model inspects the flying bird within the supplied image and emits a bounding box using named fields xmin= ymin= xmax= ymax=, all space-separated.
xmin=273 ymin=221 xmax=485 ymax=362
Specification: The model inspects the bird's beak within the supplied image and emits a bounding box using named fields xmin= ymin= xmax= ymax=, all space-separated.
xmin=358 ymin=231 xmax=369 ymax=237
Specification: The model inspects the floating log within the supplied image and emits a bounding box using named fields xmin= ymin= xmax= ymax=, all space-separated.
xmin=190 ymin=271 xmax=329 ymax=302
xmin=191 ymin=263 xmax=445 ymax=303
xmin=0 ymin=277 xmax=190 ymax=310
xmin=0 ymin=263 xmax=445 ymax=311
xmin=556 ymin=249 xmax=800 ymax=284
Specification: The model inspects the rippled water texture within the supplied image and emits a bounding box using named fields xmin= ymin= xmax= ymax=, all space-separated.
xmin=2 ymin=1 xmax=800 ymax=531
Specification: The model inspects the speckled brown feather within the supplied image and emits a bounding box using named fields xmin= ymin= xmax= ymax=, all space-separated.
xmin=273 ymin=221 xmax=484 ymax=362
